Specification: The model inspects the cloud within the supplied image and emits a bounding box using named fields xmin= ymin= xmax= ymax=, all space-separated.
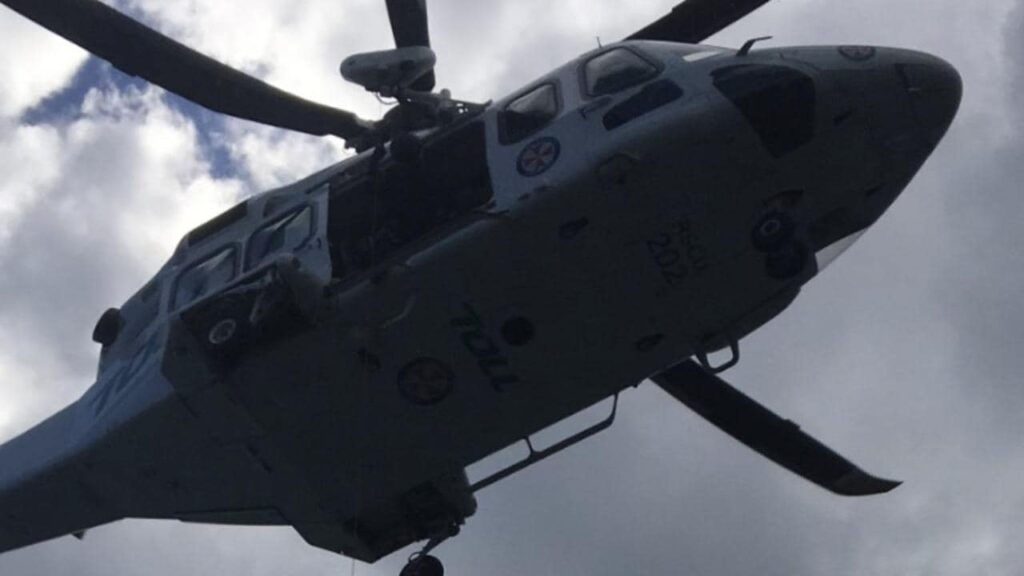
xmin=0 ymin=81 xmax=244 ymax=436
xmin=0 ymin=12 xmax=85 ymax=117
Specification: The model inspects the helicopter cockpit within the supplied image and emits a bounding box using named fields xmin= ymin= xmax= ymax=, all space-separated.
xmin=499 ymin=83 xmax=560 ymax=145
xmin=583 ymin=47 xmax=661 ymax=97
xmin=495 ymin=45 xmax=670 ymax=144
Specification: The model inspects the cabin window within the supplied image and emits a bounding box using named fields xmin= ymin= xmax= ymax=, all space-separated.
xmin=499 ymin=83 xmax=560 ymax=144
xmin=186 ymin=202 xmax=248 ymax=247
xmin=583 ymin=48 xmax=659 ymax=97
xmin=712 ymin=64 xmax=817 ymax=157
xmin=246 ymin=205 xmax=314 ymax=270
xmin=173 ymin=247 xmax=237 ymax=310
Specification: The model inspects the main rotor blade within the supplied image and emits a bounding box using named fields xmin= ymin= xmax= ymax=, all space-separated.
xmin=385 ymin=0 xmax=435 ymax=91
xmin=651 ymin=361 xmax=901 ymax=497
xmin=627 ymin=0 xmax=773 ymax=44
xmin=0 ymin=0 xmax=373 ymax=143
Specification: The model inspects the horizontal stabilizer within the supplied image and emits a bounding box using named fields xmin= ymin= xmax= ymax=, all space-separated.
xmin=651 ymin=361 xmax=900 ymax=497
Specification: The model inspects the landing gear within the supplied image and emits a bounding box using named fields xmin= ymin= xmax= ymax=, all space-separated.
xmin=398 ymin=523 xmax=458 ymax=576
xmin=400 ymin=554 xmax=444 ymax=576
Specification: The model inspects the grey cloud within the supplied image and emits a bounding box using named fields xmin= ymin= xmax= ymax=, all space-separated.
xmin=939 ymin=0 xmax=1024 ymax=426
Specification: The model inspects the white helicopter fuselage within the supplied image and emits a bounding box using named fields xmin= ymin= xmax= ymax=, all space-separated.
xmin=0 ymin=40 xmax=960 ymax=563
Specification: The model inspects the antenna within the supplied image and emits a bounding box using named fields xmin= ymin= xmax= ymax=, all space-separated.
xmin=738 ymin=36 xmax=773 ymax=56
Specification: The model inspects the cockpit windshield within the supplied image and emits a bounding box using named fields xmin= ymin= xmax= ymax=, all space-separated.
xmin=500 ymin=83 xmax=560 ymax=144
xmin=584 ymin=47 xmax=659 ymax=96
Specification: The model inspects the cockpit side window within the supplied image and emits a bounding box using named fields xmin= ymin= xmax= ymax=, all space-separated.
xmin=246 ymin=205 xmax=314 ymax=270
xmin=173 ymin=247 xmax=237 ymax=310
xmin=499 ymin=83 xmax=560 ymax=144
xmin=583 ymin=47 xmax=659 ymax=97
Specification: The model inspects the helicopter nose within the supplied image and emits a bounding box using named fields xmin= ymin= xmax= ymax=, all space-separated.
xmin=819 ymin=47 xmax=962 ymax=152
xmin=810 ymin=47 xmax=963 ymax=215
xmin=894 ymin=52 xmax=962 ymax=145
xmin=861 ymin=49 xmax=963 ymax=150
xmin=779 ymin=48 xmax=962 ymax=273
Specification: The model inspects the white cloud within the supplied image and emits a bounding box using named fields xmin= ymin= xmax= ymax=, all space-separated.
xmin=0 ymin=82 xmax=243 ymax=441
xmin=0 ymin=11 xmax=85 ymax=116
xmin=0 ymin=122 xmax=64 ymax=242
xmin=224 ymin=123 xmax=344 ymax=190
xmin=122 ymin=0 xmax=391 ymax=118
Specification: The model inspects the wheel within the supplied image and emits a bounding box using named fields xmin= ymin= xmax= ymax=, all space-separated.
xmin=765 ymin=242 xmax=809 ymax=280
xmin=751 ymin=211 xmax=795 ymax=253
xmin=400 ymin=555 xmax=444 ymax=576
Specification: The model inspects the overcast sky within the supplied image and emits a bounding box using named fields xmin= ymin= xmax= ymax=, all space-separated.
xmin=0 ymin=1 xmax=1022 ymax=575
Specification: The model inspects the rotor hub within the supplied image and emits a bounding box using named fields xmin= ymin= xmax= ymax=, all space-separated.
xmin=340 ymin=46 xmax=437 ymax=97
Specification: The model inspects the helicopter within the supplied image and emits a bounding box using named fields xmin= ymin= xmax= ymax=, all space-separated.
xmin=0 ymin=0 xmax=962 ymax=575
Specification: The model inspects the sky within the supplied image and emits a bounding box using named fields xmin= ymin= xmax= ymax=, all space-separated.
xmin=0 ymin=0 xmax=1022 ymax=575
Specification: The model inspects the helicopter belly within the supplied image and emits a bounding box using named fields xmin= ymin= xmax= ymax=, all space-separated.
xmin=0 ymin=24 xmax=959 ymax=566
xmin=0 ymin=0 xmax=965 ymax=566
xmin=203 ymin=81 xmax=904 ymax=560
xmin=182 ymin=150 xmax=806 ymax=561
xmin=0 ymin=74 xmax=901 ymax=563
